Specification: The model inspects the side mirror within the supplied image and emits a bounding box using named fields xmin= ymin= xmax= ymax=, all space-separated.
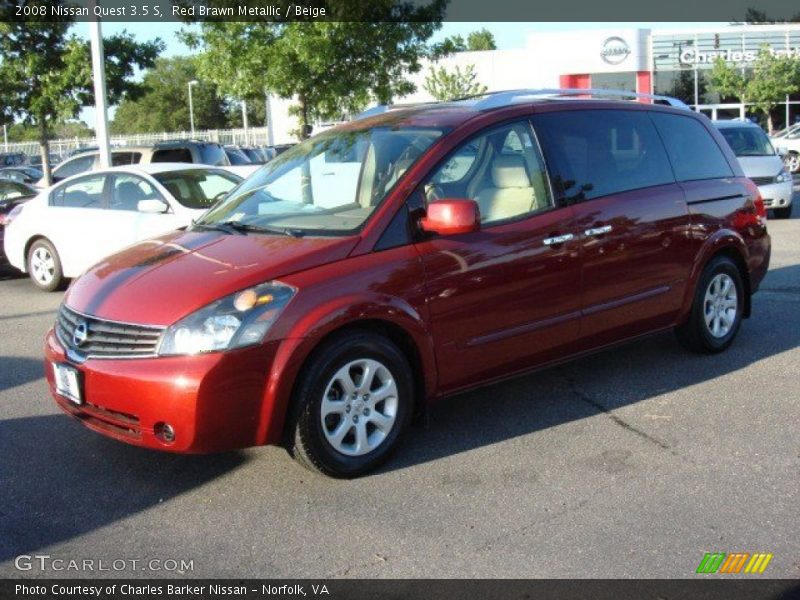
xmin=137 ymin=198 xmax=169 ymax=214
xmin=419 ymin=198 xmax=480 ymax=236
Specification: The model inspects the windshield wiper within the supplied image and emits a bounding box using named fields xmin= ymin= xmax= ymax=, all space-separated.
xmin=195 ymin=220 xmax=304 ymax=238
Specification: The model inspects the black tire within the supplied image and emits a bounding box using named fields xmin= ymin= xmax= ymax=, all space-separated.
xmin=785 ymin=152 xmax=800 ymax=174
xmin=675 ymin=256 xmax=745 ymax=354
xmin=26 ymin=238 xmax=64 ymax=292
xmin=290 ymin=331 xmax=414 ymax=478
xmin=773 ymin=204 xmax=793 ymax=219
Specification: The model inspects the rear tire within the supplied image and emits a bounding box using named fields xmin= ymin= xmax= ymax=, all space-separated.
xmin=773 ymin=204 xmax=793 ymax=219
xmin=675 ymin=256 xmax=744 ymax=354
xmin=27 ymin=239 xmax=64 ymax=292
xmin=290 ymin=331 xmax=414 ymax=478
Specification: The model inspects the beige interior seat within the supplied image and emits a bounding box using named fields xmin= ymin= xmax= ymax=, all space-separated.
xmin=474 ymin=155 xmax=537 ymax=222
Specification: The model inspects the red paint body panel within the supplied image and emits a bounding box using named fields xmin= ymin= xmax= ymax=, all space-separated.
xmin=44 ymin=102 xmax=772 ymax=455
xmin=65 ymin=230 xmax=358 ymax=325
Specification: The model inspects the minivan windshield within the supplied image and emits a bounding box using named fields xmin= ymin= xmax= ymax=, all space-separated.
xmin=719 ymin=126 xmax=776 ymax=157
xmin=195 ymin=125 xmax=444 ymax=235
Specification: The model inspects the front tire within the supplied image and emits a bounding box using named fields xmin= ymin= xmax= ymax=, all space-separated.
xmin=27 ymin=239 xmax=64 ymax=292
xmin=675 ymin=256 xmax=744 ymax=354
xmin=290 ymin=331 xmax=414 ymax=478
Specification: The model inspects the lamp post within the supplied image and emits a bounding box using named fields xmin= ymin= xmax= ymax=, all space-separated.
xmin=188 ymin=80 xmax=199 ymax=136
xmin=89 ymin=14 xmax=111 ymax=169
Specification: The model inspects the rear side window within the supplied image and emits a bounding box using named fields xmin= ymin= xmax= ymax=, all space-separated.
xmin=152 ymin=148 xmax=193 ymax=163
xmin=111 ymin=152 xmax=143 ymax=166
xmin=650 ymin=113 xmax=734 ymax=182
xmin=533 ymin=110 xmax=674 ymax=203
xmin=50 ymin=174 xmax=106 ymax=208
xmin=53 ymin=155 xmax=95 ymax=180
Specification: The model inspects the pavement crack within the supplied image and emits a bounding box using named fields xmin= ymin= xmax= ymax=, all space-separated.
xmin=559 ymin=369 xmax=674 ymax=453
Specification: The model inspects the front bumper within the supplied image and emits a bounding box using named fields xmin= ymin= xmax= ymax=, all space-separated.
xmin=45 ymin=329 xmax=281 ymax=453
xmin=758 ymin=180 xmax=794 ymax=209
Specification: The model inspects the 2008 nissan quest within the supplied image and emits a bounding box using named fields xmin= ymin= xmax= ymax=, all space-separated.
xmin=45 ymin=91 xmax=771 ymax=477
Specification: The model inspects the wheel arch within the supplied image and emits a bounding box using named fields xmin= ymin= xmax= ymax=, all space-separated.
xmin=681 ymin=234 xmax=752 ymax=322
xmin=256 ymin=301 xmax=437 ymax=448
xmin=23 ymin=234 xmax=52 ymax=273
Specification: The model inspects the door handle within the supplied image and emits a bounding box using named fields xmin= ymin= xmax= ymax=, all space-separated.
xmin=543 ymin=233 xmax=574 ymax=246
xmin=584 ymin=225 xmax=613 ymax=237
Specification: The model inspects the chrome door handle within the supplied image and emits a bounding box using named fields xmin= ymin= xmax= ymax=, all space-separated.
xmin=584 ymin=225 xmax=613 ymax=236
xmin=543 ymin=233 xmax=574 ymax=246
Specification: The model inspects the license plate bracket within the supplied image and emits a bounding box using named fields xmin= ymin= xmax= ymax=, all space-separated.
xmin=53 ymin=363 xmax=83 ymax=405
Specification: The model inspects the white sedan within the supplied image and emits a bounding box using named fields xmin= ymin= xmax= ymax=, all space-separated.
xmin=3 ymin=163 xmax=242 ymax=291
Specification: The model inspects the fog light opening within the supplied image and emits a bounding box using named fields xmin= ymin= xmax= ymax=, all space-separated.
xmin=154 ymin=422 xmax=176 ymax=444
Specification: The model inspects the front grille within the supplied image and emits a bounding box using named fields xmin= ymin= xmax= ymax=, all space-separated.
xmin=751 ymin=176 xmax=776 ymax=186
xmin=56 ymin=304 xmax=164 ymax=359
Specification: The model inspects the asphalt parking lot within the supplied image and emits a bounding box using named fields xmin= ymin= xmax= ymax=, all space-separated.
xmin=0 ymin=208 xmax=798 ymax=580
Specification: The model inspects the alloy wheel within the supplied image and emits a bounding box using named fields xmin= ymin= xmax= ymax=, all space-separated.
xmin=703 ymin=273 xmax=738 ymax=338
xmin=320 ymin=358 xmax=399 ymax=457
xmin=31 ymin=247 xmax=55 ymax=285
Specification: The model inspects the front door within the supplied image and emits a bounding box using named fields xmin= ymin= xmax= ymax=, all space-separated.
xmin=414 ymin=120 xmax=582 ymax=393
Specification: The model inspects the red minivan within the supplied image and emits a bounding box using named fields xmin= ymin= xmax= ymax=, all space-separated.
xmin=45 ymin=94 xmax=771 ymax=477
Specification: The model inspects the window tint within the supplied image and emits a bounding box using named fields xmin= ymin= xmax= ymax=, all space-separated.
xmin=651 ymin=113 xmax=734 ymax=182
xmin=53 ymin=155 xmax=95 ymax=180
xmin=533 ymin=110 xmax=674 ymax=203
xmin=109 ymin=174 xmax=164 ymax=211
xmin=111 ymin=152 xmax=143 ymax=166
xmin=152 ymin=148 xmax=192 ymax=163
xmin=718 ymin=126 xmax=775 ymax=157
xmin=423 ymin=121 xmax=552 ymax=225
xmin=153 ymin=169 xmax=240 ymax=209
xmin=51 ymin=175 xmax=106 ymax=208
xmin=0 ymin=181 xmax=34 ymax=201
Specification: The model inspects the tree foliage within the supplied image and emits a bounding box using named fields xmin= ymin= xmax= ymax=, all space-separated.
xmin=111 ymin=57 xmax=229 ymax=134
xmin=467 ymin=28 xmax=497 ymax=51
xmin=184 ymin=2 xmax=446 ymax=139
xmin=0 ymin=11 xmax=162 ymax=182
xmin=423 ymin=64 xmax=488 ymax=101
xmin=708 ymin=47 xmax=800 ymax=131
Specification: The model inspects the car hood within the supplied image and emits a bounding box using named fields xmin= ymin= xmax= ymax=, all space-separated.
xmin=736 ymin=155 xmax=783 ymax=178
xmin=65 ymin=229 xmax=359 ymax=326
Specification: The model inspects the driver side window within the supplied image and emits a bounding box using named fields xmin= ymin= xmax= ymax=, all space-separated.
xmin=423 ymin=122 xmax=553 ymax=225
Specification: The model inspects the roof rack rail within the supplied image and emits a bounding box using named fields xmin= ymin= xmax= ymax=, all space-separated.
xmin=469 ymin=88 xmax=691 ymax=111
xmin=353 ymin=102 xmax=437 ymax=121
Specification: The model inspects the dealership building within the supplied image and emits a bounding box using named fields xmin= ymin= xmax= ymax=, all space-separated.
xmin=266 ymin=23 xmax=800 ymax=143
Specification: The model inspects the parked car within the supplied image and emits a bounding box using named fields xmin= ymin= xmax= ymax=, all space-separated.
xmin=0 ymin=166 xmax=43 ymax=185
xmin=239 ymin=146 xmax=269 ymax=164
xmin=223 ymin=145 xmax=253 ymax=165
xmin=28 ymin=153 xmax=63 ymax=169
xmin=715 ymin=120 xmax=794 ymax=219
xmin=43 ymin=141 xmax=257 ymax=185
xmin=4 ymin=163 xmax=242 ymax=291
xmin=0 ymin=152 xmax=27 ymax=167
xmin=771 ymin=124 xmax=800 ymax=174
xmin=262 ymin=143 xmax=295 ymax=161
xmin=42 ymin=94 xmax=770 ymax=477
xmin=0 ymin=180 xmax=38 ymax=267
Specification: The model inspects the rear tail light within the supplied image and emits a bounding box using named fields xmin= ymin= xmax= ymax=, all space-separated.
xmin=737 ymin=179 xmax=767 ymax=229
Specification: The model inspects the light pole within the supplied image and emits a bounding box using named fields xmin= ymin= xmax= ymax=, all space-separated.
xmin=89 ymin=14 xmax=111 ymax=169
xmin=188 ymin=80 xmax=199 ymax=136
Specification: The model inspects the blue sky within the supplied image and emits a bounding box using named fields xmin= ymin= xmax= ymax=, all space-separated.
xmin=74 ymin=21 xmax=726 ymax=124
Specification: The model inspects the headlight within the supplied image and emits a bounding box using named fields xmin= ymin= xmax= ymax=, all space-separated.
xmin=158 ymin=281 xmax=295 ymax=356
xmin=776 ymin=169 xmax=793 ymax=183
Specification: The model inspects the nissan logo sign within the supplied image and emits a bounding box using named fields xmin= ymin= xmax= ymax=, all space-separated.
xmin=600 ymin=36 xmax=631 ymax=65
xmin=73 ymin=321 xmax=89 ymax=347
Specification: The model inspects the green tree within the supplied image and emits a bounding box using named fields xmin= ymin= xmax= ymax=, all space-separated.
xmin=184 ymin=3 xmax=446 ymax=140
xmin=664 ymin=69 xmax=708 ymax=105
xmin=423 ymin=64 xmax=488 ymax=101
xmin=0 ymin=11 xmax=162 ymax=183
xmin=111 ymin=56 xmax=229 ymax=135
xmin=467 ymin=28 xmax=497 ymax=51
xmin=708 ymin=47 xmax=800 ymax=132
